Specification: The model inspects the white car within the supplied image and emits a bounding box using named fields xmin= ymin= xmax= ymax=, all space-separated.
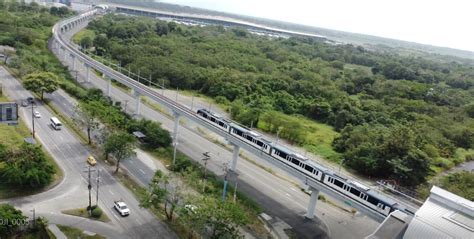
xmin=113 ymin=201 xmax=130 ymax=216
xmin=34 ymin=111 xmax=41 ymax=118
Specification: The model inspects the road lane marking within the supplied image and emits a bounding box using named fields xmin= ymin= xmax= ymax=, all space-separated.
xmin=285 ymin=193 xmax=292 ymax=198
xmin=139 ymin=169 xmax=146 ymax=175
xmin=109 ymin=189 xmax=114 ymax=195
xmin=135 ymin=218 xmax=140 ymax=224
xmin=291 ymin=188 xmax=297 ymax=192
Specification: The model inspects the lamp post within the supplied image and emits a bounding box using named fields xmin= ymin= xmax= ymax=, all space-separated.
xmin=338 ymin=158 xmax=347 ymax=173
xmin=31 ymin=101 xmax=35 ymax=139
xmin=222 ymin=162 xmax=229 ymax=202
xmin=202 ymin=152 xmax=210 ymax=192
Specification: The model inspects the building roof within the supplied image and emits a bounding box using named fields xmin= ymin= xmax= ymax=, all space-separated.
xmin=132 ymin=131 xmax=146 ymax=139
xmin=403 ymin=186 xmax=473 ymax=239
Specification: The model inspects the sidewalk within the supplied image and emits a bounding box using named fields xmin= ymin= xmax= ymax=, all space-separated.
xmin=47 ymin=224 xmax=67 ymax=239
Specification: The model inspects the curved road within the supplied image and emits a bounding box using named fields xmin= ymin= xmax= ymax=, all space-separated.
xmin=0 ymin=66 xmax=177 ymax=239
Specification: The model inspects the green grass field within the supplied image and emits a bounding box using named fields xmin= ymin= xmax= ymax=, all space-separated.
xmin=72 ymin=29 xmax=95 ymax=45
xmin=57 ymin=225 xmax=105 ymax=239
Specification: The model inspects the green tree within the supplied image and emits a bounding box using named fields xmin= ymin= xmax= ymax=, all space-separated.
xmin=73 ymin=101 xmax=100 ymax=145
xmin=103 ymin=131 xmax=136 ymax=173
xmin=0 ymin=204 xmax=27 ymax=236
xmin=186 ymin=196 xmax=248 ymax=239
xmin=127 ymin=119 xmax=171 ymax=148
xmin=0 ymin=143 xmax=55 ymax=188
xmin=141 ymin=170 xmax=182 ymax=221
xmin=23 ymin=72 xmax=59 ymax=100
xmin=80 ymin=36 xmax=93 ymax=49
xmin=439 ymin=171 xmax=474 ymax=200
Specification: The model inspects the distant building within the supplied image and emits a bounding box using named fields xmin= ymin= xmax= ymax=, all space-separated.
xmin=367 ymin=186 xmax=473 ymax=239
xmin=0 ymin=102 xmax=19 ymax=125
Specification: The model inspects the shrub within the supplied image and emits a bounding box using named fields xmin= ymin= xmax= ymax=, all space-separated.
xmin=91 ymin=207 xmax=103 ymax=218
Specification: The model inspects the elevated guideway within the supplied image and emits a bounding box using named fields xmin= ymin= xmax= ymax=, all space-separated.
xmin=52 ymin=7 xmax=415 ymax=223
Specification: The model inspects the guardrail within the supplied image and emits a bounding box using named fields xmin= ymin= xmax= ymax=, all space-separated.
xmin=52 ymin=10 xmax=404 ymax=222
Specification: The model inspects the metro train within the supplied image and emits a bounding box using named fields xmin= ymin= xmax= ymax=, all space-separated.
xmin=196 ymin=108 xmax=411 ymax=216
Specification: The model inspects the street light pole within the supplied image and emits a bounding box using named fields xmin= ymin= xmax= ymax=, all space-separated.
xmin=202 ymin=152 xmax=210 ymax=192
xmin=96 ymin=169 xmax=100 ymax=206
xmin=222 ymin=163 xmax=229 ymax=202
xmin=31 ymin=102 xmax=35 ymax=139
xmin=88 ymin=166 xmax=92 ymax=215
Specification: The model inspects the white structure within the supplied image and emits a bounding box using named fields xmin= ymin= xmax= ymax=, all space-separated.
xmin=403 ymin=186 xmax=473 ymax=238
xmin=367 ymin=185 xmax=473 ymax=239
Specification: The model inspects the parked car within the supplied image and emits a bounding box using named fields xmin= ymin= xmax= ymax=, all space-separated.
xmin=113 ymin=201 xmax=130 ymax=216
xmin=87 ymin=155 xmax=97 ymax=166
xmin=27 ymin=97 xmax=34 ymax=104
xmin=21 ymin=100 xmax=29 ymax=107
xmin=33 ymin=111 xmax=41 ymax=118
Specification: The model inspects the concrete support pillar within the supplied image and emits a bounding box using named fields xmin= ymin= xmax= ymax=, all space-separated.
xmin=63 ymin=48 xmax=67 ymax=61
xmin=85 ymin=64 xmax=90 ymax=82
xmin=230 ymin=143 xmax=240 ymax=171
xmin=305 ymin=189 xmax=320 ymax=219
xmin=71 ymin=54 xmax=76 ymax=71
xmin=134 ymin=90 xmax=141 ymax=115
xmin=172 ymin=112 xmax=180 ymax=165
xmin=107 ymin=77 xmax=112 ymax=97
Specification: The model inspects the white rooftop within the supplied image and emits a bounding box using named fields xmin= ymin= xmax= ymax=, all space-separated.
xmin=403 ymin=186 xmax=473 ymax=239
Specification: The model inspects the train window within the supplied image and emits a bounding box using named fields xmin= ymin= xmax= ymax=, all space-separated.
xmin=367 ymin=196 xmax=379 ymax=206
xmin=275 ymin=151 xmax=280 ymax=156
xmin=304 ymin=164 xmax=314 ymax=172
xmin=313 ymin=170 xmax=318 ymax=176
xmin=291 ymin=158 xmax=300 ymax=165
xmin=350 ymin=187 xmax=361 ymax=197
xmin=333 ymin=179 xmax=344 ymax=188
xmin=256 ymin=141 xmax=263 ymax=146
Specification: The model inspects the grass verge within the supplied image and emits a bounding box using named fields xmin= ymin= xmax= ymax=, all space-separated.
xmin=57 ymin=225 xmax=105 ymax=239
xmin=0 ymin=97 xmax=63 ymax=199
xmin=61 ymin=207 xmax=110 ymax=223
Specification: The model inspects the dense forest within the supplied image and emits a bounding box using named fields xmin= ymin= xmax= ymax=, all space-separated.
xmin=81 ymin=14 xmax=474 ymax=187
xmin=100 ymin=0 xmax=474 ymax=60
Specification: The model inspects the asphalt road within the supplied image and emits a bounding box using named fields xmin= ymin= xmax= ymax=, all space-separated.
xmin=0 ymin=66 xmax=177 ymax=239
xmin=52 ymin=19 xmax=380 ymax=238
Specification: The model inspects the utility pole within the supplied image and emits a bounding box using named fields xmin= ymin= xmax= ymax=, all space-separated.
xmin=175 ymin=87 xmax=178 ymax=102
xmin=123 ymin=100 xmax=129 ymax=113
xmin=222 ymin=163 xmax=229 ymax=202
xmin=88 ymin=166 xmax=92 ymax=215
xmin=83 ymin=166 xmax=96 ymax=216
xmin=31 ymin=102 xmax=35 ymax=139
xmin=96 ymin=169 xmax=100 ymax=206
xmin=202 ymin=152 xmax=210 ymax=192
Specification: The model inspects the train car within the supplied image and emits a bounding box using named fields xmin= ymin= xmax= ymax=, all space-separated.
xmin=271 ymin=145 xmax=324 ymax=181
xmin=196 ymin=109 xmax=230 ymax=131
xmin=322 ymin=172 xmax=397 ymax=216
xmin=196 ymin=108 xmax=405 ymax=216
xmin=229 ymin=123 xmax=272 ymax=154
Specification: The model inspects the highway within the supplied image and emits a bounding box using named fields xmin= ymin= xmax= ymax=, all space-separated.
xmin=0 ymin=66 xmax=177 ymax=239
xmin=51 ymin=14 xmax=380 ymax=238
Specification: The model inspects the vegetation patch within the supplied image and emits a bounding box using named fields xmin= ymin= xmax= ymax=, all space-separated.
xmin=79 ymin=13 xmax=474 ymax=187
xmin=61 ymin=206 xmax=110 ymax=223
xmin=57 ymin=225 xmax=105 ymax=239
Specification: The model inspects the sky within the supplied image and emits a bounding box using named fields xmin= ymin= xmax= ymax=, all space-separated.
xmin=161 ymin=0 xmax=474 ymax=52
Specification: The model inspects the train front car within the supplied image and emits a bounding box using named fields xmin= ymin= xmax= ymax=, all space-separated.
xmin=322 ymin=173 xmax=395 ymax=216
xmin=196 ymin=108 xmax=230 ymax=131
